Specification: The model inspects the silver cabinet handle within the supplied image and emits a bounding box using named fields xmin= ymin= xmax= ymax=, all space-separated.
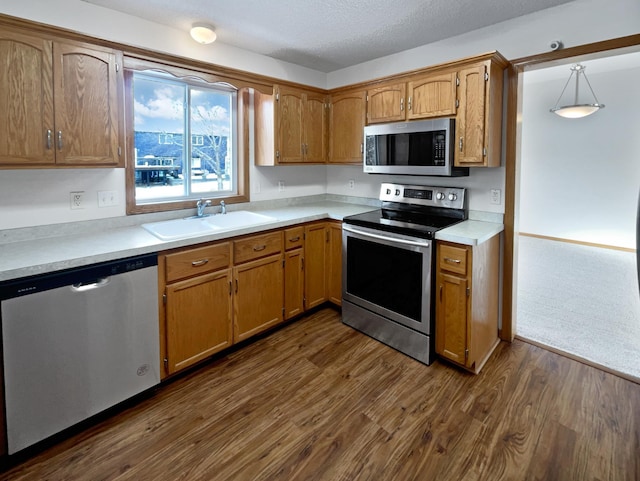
xmin=400 ymin=98 xmax=404 ymax=111
xmin=57 ymin=131 xmax=63 ymax=150
xmin=459 ymin=137 xmax=463 ymax=152
xmin=191 ymin=259 xmax=209 ymax=267
xmin=408 ymin=96 xmax=412 ymax=111
xmin=46 ymin=130 xmax=52 ymax=150
xmin=444 ymin=257 xmax=461 ymax=264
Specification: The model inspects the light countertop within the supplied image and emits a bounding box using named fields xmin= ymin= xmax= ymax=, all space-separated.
xmin=435 ymin=219 xmax=504 ymax=245
xmin=0 ymin=201 xmax=503 ymax=282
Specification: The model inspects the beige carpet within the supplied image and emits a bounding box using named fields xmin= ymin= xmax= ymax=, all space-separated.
xmin=516 ymin=235 xmax=640 ymax=381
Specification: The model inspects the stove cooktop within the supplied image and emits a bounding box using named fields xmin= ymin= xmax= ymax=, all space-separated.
xmin=343 ymin=182 xmax=467 ymax=239
xmin=343 ymin=208 xmax=463 ymax=239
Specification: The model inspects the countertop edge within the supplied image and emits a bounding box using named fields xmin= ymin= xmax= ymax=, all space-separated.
xmin=435 ymin=220 xmax=504 ymax=246
xmin=0 ymin=202 xmax=374 ymax=282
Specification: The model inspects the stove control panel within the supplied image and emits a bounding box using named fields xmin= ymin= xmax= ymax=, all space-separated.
xmin=380 ymin=183 xmax=465 ymax=210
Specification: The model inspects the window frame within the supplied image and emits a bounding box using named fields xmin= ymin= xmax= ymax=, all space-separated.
xmin=124 ymin=64 xmax=250 ymax=215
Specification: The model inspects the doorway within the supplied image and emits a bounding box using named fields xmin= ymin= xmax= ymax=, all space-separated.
xmin=504 ymin=36 xmax=640 ymax=382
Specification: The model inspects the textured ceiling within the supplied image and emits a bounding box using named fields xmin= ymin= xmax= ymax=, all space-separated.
xmin=82 ymin=0 xmax=576 ymax=72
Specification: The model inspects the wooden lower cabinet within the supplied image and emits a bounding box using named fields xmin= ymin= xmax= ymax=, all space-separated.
xmin=161 ymin=242 xmax=233 ymax=376
xmin=160 ymin=221 xmax=343 ymax=377
xmin=304 ymin=221 xmax=343 ymax=309
xmin=435 ymin=235 xmax=500 ymax=374
xmin=284 ymin=226 xmax=305 ymax=320
xmin=165 ymin=270 xmax=233 ymax=375
xmin=233 ymin=253 xmax=284 ymax=342
xmin=304 ymin=222 xmax=328 ymax=309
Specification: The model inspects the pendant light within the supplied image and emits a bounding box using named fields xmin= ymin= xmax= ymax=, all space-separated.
xmin=550 ymin=64 xmax=605 ymax=118
xmin=190 ymin=23 xmax=217 ymax=44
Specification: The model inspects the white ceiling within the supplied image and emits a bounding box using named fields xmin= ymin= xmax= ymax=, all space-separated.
xmin=81 ymin=0 xmax=576 ymax=72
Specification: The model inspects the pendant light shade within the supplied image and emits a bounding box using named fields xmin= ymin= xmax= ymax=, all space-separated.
xmin=190 ymin=23 xmax=217 ymax=44
xmin=550 ymin=64 xmax=604 ymax=118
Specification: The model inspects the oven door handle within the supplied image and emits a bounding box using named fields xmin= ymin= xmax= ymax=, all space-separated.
xmin=343 ymin=224 xmax=430 ymax=248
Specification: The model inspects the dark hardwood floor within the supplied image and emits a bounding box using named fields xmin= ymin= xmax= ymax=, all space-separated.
xmin=2 ymin=307 xmax=639 ymax=480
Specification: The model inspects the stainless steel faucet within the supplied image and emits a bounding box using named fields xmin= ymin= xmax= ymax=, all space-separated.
xmin=196 ymin=198 xmax=211 ymax=217
xmin=220 ymin=200 xmax=226 ymax=214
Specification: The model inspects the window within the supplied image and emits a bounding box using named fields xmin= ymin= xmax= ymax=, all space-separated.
xmin=128 ymin=70 xmax=246 ymax=212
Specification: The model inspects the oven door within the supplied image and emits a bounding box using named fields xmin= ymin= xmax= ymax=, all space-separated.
xmin=342 ymin=224 xmax=433 ymax=334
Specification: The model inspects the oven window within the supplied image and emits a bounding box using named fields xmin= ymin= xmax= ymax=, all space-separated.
xmin=346 ymin=237 xmax=423 ymax=321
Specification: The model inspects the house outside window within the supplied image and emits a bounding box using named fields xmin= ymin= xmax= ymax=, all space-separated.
xmin=130 ymin=71 xmax=238 ymax=206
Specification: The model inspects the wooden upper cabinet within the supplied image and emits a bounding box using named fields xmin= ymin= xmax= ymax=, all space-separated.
xmin=328 ymin=90 xmax=366 ymax=164
xmin=406 ymin=72 xmax=457 ymax=119
xmin=0 ymin=29 xmax=55 ymax=166
xmin=454 ymin=59 xmax=504 ymax=168
xmin=54 ymin=42 xmax=122 ymax=166
xmin=258 ymin=85 xmax=327 ymax=165
xmin=277 ymin=86 xmax=304 ymax=163
xmin=0 ymin=29 xmax=123 ymax=168
xmin=303 ymin=91 xmax=328 ymax=163
xmin=367 ymin=83 xmax=406 ymax=124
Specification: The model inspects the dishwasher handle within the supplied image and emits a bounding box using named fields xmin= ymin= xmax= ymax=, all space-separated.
xmin=71 ymin=277 xmax=111 ymax=292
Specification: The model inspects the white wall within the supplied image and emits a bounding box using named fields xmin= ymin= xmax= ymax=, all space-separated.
xmin=327 ymin=0 xmax=640 ymax=88
xmin=520 ymin=66 xmax=640 ymax=249
xmin=0 ymin=0 xmax=638 ymax=230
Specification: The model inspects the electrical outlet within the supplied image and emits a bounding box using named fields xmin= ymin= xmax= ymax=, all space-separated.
xmin=278 ymin=181 xmax=285 ymax=192
xmin=490 ymin=189 xmax=501 ymax=205
xmin=348 ymin=179 xmax=355 ymax=189
xmin=98 ymin=190 xmax=118 ymax=207
xmin=70 ymin=191 xmax=85 ymax=210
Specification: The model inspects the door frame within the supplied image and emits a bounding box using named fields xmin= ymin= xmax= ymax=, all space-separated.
xmin=500 ymin=33 xmax=640 ymax=341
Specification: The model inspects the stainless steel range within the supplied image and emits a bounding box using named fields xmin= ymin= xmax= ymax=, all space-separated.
xmin=341 ymin=182 xmax=466 ymax=365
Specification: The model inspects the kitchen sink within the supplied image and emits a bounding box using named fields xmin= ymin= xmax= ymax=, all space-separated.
xmin=142 ymin=210 xmax=277 ymax=241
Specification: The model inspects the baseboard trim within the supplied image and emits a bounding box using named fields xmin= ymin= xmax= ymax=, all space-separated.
xmin=515 ymin=335 xmax=640 ymax=385
xmin=518 ymin=232 xmax=635 ymax=253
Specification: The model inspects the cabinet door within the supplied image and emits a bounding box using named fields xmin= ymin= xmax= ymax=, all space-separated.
xmin=165 ymin=270 xmax=232 ymax=374
xmin=328 ymin=91 xmax=366 ymax=164
xmin=455 ymin=64 xmax=487 ymax=166
xmin=303 ymin=92 xmax=327 ymax=163
xmin=0 ymin=30 xmax=55 ymax=166
xmin=407 ymin=72 xmax=457 ymax=119
xmin=53 ymin=41 xmax=122 ymax=166
xmin=304 ymin=223 xmax=328 ymax=308
xmin=367 ymin=83 xmax=406 ymax=123
xmin=277 ymin=86 xmax=304 ymax=163
xmin=233 ymin=254 xmax=284 ymax=342
xmin=284 ymin=248 xmax=304 ymax=319
xmin=327 ymin=222 xmax=342 ymax=305
xmin=436 ymin=272 xmax=469 ymax=366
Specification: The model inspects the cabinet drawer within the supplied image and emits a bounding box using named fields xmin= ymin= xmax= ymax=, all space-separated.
xmin=284 ymin=226 xmax=304 ymax=251
xmin=165 ymin=243 xmax=231 ymax=283
xmin=234 ymin=231 xmax=283 ymax=264
xmin=439 ymin=244 xmax=468 ymax=276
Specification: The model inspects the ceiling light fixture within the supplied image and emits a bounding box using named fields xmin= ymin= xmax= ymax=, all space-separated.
xmin=550 ymin=64 xmax=605 ymax=119
xmin=190 ymin=23 xmax=217 ymax=45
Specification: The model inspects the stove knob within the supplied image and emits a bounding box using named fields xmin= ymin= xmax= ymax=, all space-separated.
xmin=386 ymin=188 xmax=391 ymax=195
xmin=448 ymin=193 xmax=457 ymax=201
xmin=436 ymin=192 xmax=445 ymax=200
xmin=395 ymin=189 xmax=401 ymax=196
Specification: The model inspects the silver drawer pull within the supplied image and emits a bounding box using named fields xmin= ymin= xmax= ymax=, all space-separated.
xmin=57 ymin=131 xmax=63 ymax=150
xmin=46 ymin=129 xmax=52 ymax=150
xmin=444 ymin=257 xmax=461 ymax=264
xmin=289 ymin=236 xmax=300 ymax=242
xmin=191 ymin=259 xmax=209 ymax=267
xmin=253 ymin=245 xmax=266 ymax=252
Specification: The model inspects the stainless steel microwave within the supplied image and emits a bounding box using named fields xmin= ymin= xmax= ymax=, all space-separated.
xmin=364 ymin=118 xmax=468 ymax=177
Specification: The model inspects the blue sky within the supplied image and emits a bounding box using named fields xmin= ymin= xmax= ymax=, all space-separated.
xmin=133 ymin=74 xmax=232 ymax=136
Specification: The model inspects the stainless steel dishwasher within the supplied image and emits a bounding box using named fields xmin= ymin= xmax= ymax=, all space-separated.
xmin=0 ymin=253 xmax=160 ymax=454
